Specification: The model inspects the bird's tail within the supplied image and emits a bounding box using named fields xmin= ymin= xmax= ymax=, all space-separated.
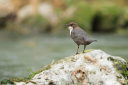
xmin=91 ymin=40 xmax=97 ymax=42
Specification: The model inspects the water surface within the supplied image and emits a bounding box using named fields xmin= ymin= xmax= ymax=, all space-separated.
xmin=0 ymin=34 xmax=128 ymax=81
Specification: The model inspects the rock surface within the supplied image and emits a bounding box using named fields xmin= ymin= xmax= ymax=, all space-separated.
xmin=4 ymin=50 xmax=128 ymax=85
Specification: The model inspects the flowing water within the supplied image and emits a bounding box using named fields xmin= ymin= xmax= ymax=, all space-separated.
xmin=0 ymin=33 xmax=128 ymax=81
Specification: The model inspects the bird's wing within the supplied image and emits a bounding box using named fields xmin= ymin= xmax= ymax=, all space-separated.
xmin=79 ymin=28 xmax=92 ymax=42
xmin=71 ymin=28 xmax=91 ymax=42
xmin=72 ymin=28 xmax=84 ymax=40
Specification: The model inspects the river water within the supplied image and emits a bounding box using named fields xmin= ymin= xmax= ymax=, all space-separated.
xmin=0 ymin=34 xmax=128 ymax=81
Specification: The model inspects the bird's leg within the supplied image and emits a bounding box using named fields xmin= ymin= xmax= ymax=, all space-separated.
xmin=83 ymin=45 xmax=86 ymax=53
xmin=76 ymin=45 xmax=79 ymax=55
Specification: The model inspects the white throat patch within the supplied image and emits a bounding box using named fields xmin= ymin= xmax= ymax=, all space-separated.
xmin=68 ymin=26 xmax=73 ymax=35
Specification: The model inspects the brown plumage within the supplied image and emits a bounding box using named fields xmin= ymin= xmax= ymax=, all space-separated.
xmin=65 ymin=22 xmax=97 ymax=54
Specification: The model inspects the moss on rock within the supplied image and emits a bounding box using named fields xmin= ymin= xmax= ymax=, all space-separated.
xmin=1 ymin=79 xmax=14 ymax=85
xmin=1 ymin=64 xmax=51 ymax=84
xmin=108 ymin=57 xmax=128 ymax=84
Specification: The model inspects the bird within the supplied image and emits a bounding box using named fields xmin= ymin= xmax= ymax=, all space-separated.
xmin=65 ymin=22 xmax=97 ymax=55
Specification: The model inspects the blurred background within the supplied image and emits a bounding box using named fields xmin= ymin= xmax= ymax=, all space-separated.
xmin=0 ymin=0 xmax=128 ymax=81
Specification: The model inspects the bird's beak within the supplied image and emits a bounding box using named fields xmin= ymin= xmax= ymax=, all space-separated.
xmin=64 ymin=24 xmax=68 ymax=28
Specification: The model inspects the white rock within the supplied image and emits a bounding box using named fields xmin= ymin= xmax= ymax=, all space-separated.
xmin=15 ymin=50 xmax=127 ymax=85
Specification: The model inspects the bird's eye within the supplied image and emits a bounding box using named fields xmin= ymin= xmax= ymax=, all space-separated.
xmin=71 ymin=24 xmax=73 ymax=26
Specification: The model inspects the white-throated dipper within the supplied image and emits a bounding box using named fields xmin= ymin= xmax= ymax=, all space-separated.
xmin=65 ymin=22 xmax=97 ymax=55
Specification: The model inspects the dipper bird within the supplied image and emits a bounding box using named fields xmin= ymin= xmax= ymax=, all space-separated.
xmin=65 ymin=22 xmax=97 ymax=55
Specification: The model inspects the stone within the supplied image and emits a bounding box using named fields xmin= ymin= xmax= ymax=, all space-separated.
xmin=2 ymin=50 xmax=128 ymax=85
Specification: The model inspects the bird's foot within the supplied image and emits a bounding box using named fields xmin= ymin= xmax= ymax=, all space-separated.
xmin=76 ymin=52 xmax=79 ymax=55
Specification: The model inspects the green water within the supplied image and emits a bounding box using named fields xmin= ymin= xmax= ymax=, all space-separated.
xmin=0 ymin=34 xmax=128 ymax=81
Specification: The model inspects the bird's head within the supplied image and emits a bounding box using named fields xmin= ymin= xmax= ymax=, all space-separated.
xmin=65 ymin=22 xmax=78 ymax=29
xmin=65 ymin=22 xmax=78 ymax=35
